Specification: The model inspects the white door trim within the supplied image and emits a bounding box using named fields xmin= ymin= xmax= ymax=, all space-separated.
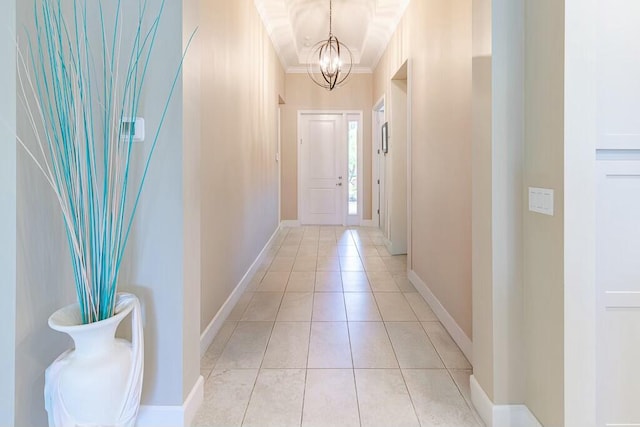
xmin=405 ymin=60 xmax=413 ymax=270
xmin=297 ymin=110 xmax=364 ymax=226
xmin=277 ymin=106 xmax=282 ymax=223
xmin=372 ymin=95 xmax=385 ymax=229
xmin=346 ymin=112 xmax=364 ymax=226
xmin=564 ymin=0 xmax=597 ymax=425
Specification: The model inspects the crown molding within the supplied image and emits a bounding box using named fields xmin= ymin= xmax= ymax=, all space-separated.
xmin=286 ymin=66 xmax=373 ymax=74
xmin=254 ymin=0 xmax=408 ymax=73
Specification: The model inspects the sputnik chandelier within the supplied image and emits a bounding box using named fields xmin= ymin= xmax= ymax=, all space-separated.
xmin=306 ymin=0 xmax=353 ymax=90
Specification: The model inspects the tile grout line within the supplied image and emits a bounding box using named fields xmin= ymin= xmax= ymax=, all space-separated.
xmin=397 ymin=366 xmax=425 ymax=426
xmin=236 ymin=231 xmax=289 ymax=426
xmin=346 ymin=228 xmax=365 ymax=427
xmin=238 ymin=368 xmax=260 ymax=427
xmin=299 ymin=363 xmax=309 ymax=427
xmin=301 ymin=288 xmax=315 ymax=427
xmin=240 ymin=228 xmax=291 ymax=427
xmin=202 ymin=320 xmax=242 ymax=380
xmin=445 ymin=367 xmax=484 ymax=426
xmin=297 ymin=227 xmax=318 ymax=427
xmin=344 ymin=237 xmax=364 ymax=427
xmin=199 ymin=226 xmax=465 ymax=427
xmin=419 ymin=321 xmax=455 ymax=369
xmin=360 ymin=240 xmax=423 ymax=426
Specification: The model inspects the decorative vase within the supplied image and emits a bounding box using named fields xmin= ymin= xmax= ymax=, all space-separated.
xmin=44 ymin=293 xmax=144 ymax=427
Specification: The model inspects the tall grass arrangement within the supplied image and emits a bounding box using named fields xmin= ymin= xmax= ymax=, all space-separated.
xmin=16 ymin=0 xmax=193 ymax=324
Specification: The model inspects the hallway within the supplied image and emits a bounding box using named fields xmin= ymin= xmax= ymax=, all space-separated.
xmin=194 ymin=226 xmax=482 ymax=427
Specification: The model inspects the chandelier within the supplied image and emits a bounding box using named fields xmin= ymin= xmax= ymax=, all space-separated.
xmin=306 ymin=0 xmax=353 ymax=90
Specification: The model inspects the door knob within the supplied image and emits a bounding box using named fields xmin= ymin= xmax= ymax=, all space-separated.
xmin=338 ymin=176 xmax=343 ymax=180
xmin=336 ymin=183 xmax=343 ymax=186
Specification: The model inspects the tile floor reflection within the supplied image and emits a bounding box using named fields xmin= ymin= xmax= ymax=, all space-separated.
xmin=194 ymin=226 xmax=483 ymax=427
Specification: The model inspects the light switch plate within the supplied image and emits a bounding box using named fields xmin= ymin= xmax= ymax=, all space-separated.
xmin=121 ymin=117 xmax=145 ymax=142
xmin=528 ymin=187 xmax=554 ymax=216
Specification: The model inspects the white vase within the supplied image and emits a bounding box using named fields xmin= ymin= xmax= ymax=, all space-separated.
xmin=44 ymin=293 xmax=144 ymax=427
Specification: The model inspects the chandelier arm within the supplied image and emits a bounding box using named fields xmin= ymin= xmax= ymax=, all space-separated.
xmin=318 ymin=43 xmax=333 ymax=84
xmin=334 ymin=44 xmax=353 ymax=86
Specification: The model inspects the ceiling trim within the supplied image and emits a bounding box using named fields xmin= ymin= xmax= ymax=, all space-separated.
xmin=254 ymin=0 xmax=410 ymax=72
xmin=286 ymin=66 xmax=373 ymax=74
xmin=368 ymin=2 xmax=410 ymax=70
xmin=253 ymin=0 xmax=290 ymax=70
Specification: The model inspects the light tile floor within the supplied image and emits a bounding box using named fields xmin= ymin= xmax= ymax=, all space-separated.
xmin=194 ymin=226 xmax=484 ymax=427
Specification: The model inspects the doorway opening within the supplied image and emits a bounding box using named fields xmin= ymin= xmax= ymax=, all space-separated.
xmin=380 ymin=61 xmax=409 ymax=256
xmin=373 ymin=98 xmax=385 ymax=231
xmin=297 ymin=111 xmax=363 ymax=226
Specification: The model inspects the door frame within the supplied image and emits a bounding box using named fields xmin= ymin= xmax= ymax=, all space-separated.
xmin=372 ymin=95 xmax=385 ymax=229
xmin=405 ymin=60 xmax=413 ymax=272
xmin=564 ymin=0 xmax=597 ymax=424
xmin=277 ymin=106 xmax=282 ymax=223
xmin=297 ymin=110 xmax=364 ymax=226
xmin=385 ymin=61 xmax=410 ymax=256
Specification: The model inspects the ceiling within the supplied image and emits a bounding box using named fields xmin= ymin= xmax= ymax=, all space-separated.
xmin=254 ymin=0 xmax=410 ymax=73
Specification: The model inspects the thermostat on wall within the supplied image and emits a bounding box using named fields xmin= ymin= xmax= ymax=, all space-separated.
xmin=121 ymin=117 xmax=145 ymax=142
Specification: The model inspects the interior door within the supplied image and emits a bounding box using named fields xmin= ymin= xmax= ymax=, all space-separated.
xmin=300 ymin=114 xmax=344 ymax=225
xmin=595 ymin=3 xmax=640 ymax=425
xmin=596 ymin=160 xmax=640 ymax=426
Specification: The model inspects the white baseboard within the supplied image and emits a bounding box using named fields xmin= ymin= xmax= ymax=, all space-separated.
xmin=280 ymin=220 xmax=300 ymax=227
xmin=519 ymin=409 xmax=543 ymax=427
xmin=470 ymin=375 xmax=542 ymax=427
xmin=470 ymin=375 xmax=494 ymax=426
xmin=136 ymin=375 xmax=204 ymax=427
xmin=200 ymin=225 xmax=281 ymax=357
xmin=408 ymin=270 xmax=473 ymax=363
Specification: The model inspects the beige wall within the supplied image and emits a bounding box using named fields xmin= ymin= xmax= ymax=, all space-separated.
xmin=281 ymin=73 xmax=373 ymax=221
xmin=373 ymin=0 xmax=473 ymax=337
xmin=182 ymin=0 xmax=202 ymax=401
xmin=472 ymin=0 xmax=564 ymax=423
xmin=471 ymin=0 xmax=494 ymax=401
xmin=472 ymin=0 xmax=526 ymax=408
xmin=524 ymin=0 xmax=565 ymax=424
xmin=199 ymin=0 xmax=285 ymax=330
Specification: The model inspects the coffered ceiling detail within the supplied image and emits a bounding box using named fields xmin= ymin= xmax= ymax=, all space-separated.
xmin=254 ymin=0 xmax=410 ymax=73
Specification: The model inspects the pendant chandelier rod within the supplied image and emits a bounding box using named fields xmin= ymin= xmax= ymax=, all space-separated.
xmin=329 ymin=0 xmax=333 ymax=35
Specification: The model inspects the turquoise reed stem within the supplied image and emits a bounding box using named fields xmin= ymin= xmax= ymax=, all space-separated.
xmin=19 ymin=0 xmax=194 ymax=323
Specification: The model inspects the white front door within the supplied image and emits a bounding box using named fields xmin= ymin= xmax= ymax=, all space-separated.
xmin=300 ymin=114 xmax=344 ymax=225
